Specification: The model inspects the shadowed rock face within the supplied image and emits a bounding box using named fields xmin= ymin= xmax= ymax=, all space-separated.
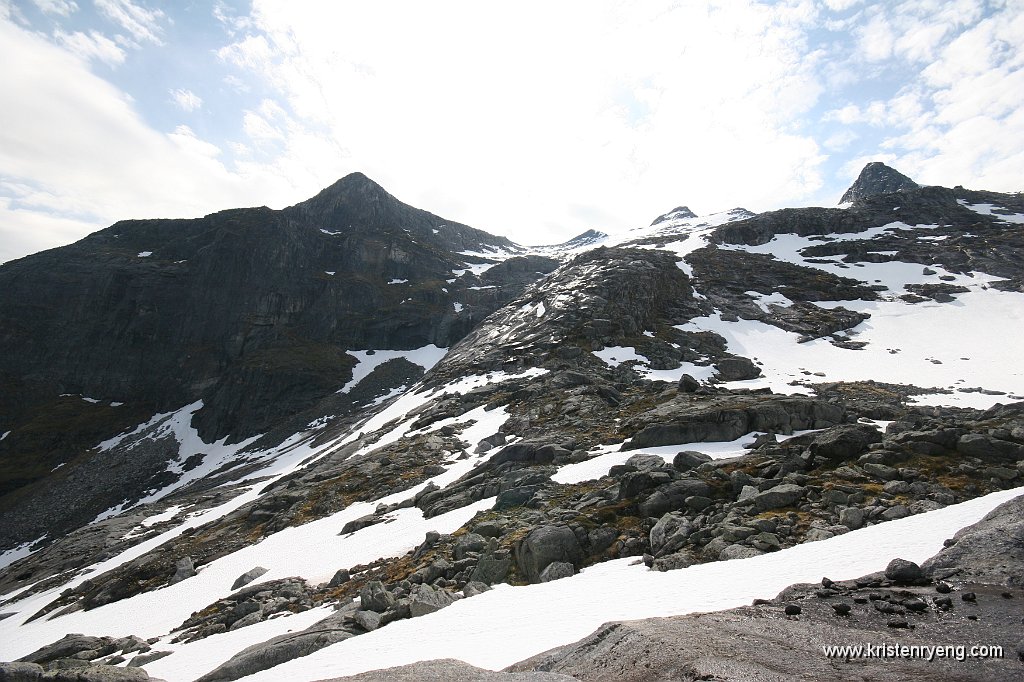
xmin=840 ymin=161 xmax=919 ymax=204
xmin=0 ymin=172 xmax=546 ymax=550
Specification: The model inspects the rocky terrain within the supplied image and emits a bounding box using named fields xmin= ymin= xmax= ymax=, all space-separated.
xmin=1 ymin=163 xmax=1023 ymax=681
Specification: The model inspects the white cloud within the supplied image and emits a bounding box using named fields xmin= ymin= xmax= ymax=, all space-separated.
xmin=208 ymin=0 xmax=829 ymax=242
xmin=54 ymin=29 xmax=125 ymax=66
xmin=170 ymin=88 xmax=202 ymax=112
xmin=31 ymin=0 xmax=78 ymax=16
xmin=95 ymin=0 xmax=165 ymax=46
xmin=0 ymin=15 xmax=290 ymax=263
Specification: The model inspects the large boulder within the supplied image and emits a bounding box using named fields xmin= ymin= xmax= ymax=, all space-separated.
xmin=808 ymin=424 xmax=883 ymax=463
xmin=358 ymin=581 xmax=396 ymax=613
xmin=714 ymin=357 xmax=761 ymax=381
xmin=195 ymin=628 xmax=352 ymax=682
xmin=514 ymin=525 xmax=583 ymax=583
xmin=639 ymin=479 xmax=713 ymax=518
xmin=231 ymin=566 xmax=269 ymax=590
xmin=745 ymin=484 xmax=806 ymax=512
xmin=408 ymin=584 xmax=457 ymax=618
xmin=922 ymin=494 xmax=1024 ymax=586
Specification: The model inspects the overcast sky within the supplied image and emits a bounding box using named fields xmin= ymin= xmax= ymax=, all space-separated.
xmin=1 ymin=0 xmax=1022 ymax=263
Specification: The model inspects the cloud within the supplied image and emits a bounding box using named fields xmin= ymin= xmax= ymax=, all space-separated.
xmin=95 ymin=0 xmax=165 ymax=46
xmin=0 ymin=15 xmax=292 ymax=263
xmin=31 ymin=0 xmax=78 ymax=16
xmin=54 ymin=29 xmax=125 ymax=66
xmin=170 ymin=88 xmax=202 ymax=112
xmin=209 ymin=0 xmax=830 ymax=242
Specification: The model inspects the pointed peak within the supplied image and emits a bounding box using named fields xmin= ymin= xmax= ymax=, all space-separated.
xmin=322 ymin=171 xmax=386 ymax=193
xmin=651 ymin=206 xmax=697 ymax=226
xmin=840 ymin=162 xmax=918 ymax=204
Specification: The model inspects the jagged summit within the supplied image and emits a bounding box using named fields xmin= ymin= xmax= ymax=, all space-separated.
xmin=651 ymin=205 xmax=697 ymax=225
xmin=840 ymin=161 xmax=919 ymax=205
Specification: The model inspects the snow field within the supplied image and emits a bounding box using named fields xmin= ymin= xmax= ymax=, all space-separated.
xmin=233 ymin=486 xmax=1024 ymax=682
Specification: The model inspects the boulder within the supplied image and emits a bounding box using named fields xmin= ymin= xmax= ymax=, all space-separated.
xmin=515 ymin=525 xmax=583 ymax=583
xmin=340 ymin=514 xmax=380 ymax=534
xmin=462 ymin=581 xmax=491 ymax=598
xmin=746 ymin=484 xmax=806 ymax=512
xmin=353 ymin=610 xmax=382 ymax=632
xmin=714 ymin=357 xmax=761 ymax=381
xmin=672 ymin=451 xmax=712 ymax=472
xmin=17 ymin=635 xmax=108 ymax=665
xmin=231 ymin=566 xmax=269 ymax=591
xmin=408 ymin=583 xmax=456 ymax=618
xmin=195 ymin=628 xmax=352 ymax=682
xmin=922 ymin=494 xmax=1024 ymax=586
xmin=453 ymin=533 xmax=488 ymax=561
xmin=470 ymin=554 xmax=511 ymax=585
xmin=677 ymin=374 xmax=701 ymax=393
xmin=650 ymin=512 xmax=692 ymax=556
xmin=358 ymin=581 xmax=396 ymax=613
xmin=624 ymin=453 xmax=668 ymax=471
xmin=168 ymin=556 xmax=196 ymax=585
xmin=808 ymin=424 xmax=883 ymax=463
xmin=957 ymin=434 xmax=1024 ymax=460
xmin=885 ymin=558 xmax=924 ymax=584
xmin=327 ymin=569 xmax=351 ymax=588
xmin=0 ymin=662 xmax=43 ymax=680
xmin=538 ymin=562 xmax=575 ymax=582
xmin=638 ymin=475 xmax=712 ymax=518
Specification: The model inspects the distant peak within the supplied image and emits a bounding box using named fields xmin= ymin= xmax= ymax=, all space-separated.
xmin=840 ymin=162 xmax=918 ymax=204
xmin=651 ymin=206 xmax=697 ymax=226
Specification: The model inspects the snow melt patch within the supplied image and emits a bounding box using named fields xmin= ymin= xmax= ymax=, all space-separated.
xmin=338 ymin=345 xmax=449 ymax=394
xmin=137 ymin=251 xmax=152 ymax=258
xmin=388 ymin=278 xmax=408 ymax=285
xmin=92 ymin=403 xmax=263 ymax=522
xmin=235 ymin=487 xmax=1024 ymax=681
xmin=959 ymin=200 xmax=1024 ymax=224
xmin=592 ymin=346 xmax=715 ymax=384
xmin=677 ymin=287 xmax=1024 ymax=407
xmin=554 ymin=429 xmax=820 ymax=485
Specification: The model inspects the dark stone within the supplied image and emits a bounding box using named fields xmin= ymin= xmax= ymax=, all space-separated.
xmin=408 ymin=583 xmax=456 ymax=618
xmin=539 ymin=562 xmax=575 ymax=582
xmin=358 ymin=581 xmax=395 ymax=613
xmin=808 ymin=424 xmax=883 ymax=463
xmin=515 ymin=525 xmax=583 ymax=583
xmin=715 ymin=357 xmax=761 ymax=381
xmin=672 ymin=451 xmax=712 ymax=472
xmin=884 ymin=558 xmax=923 ymax=584
xmin=677 ymin=374 xmax=700 ymax=393
xmin=784 ymin=604 xmax=801 ymax=616
xmin=231 ymin=567 xmax=269 ymax=591
xmin=328 ymin=569 xmax=351 ymax=588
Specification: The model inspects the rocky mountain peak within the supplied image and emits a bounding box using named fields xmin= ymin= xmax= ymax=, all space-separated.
xmin=840 ymin=161 xmax=919 ymax=204
xmin=651 ymin=205 xmax=697 ymax=225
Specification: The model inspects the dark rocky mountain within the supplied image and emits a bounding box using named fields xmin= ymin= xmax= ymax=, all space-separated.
xmin=839 ymin=161 xmax=919 ymax=204
xmin=0 ymin=173 xmax=552 ymax=552
xmin=1 ymin=164 xmax=1023 ymax=682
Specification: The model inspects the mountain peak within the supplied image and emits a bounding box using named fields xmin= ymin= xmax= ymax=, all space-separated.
xmin=840 ymin=162 xmax=918 ymax=204
xmin=651 ymin=206 xmax=697 ymax=226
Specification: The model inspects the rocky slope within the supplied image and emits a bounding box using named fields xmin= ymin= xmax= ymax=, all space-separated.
xmin=1 ymin=163 xmax=1023 ymax=682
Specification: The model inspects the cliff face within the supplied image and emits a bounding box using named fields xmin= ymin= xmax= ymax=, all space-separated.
xmin=0 ymin=173 xmax=549 ymax=545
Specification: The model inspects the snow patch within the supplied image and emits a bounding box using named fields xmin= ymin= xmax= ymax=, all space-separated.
xmin=338 ymin=345 xmax=449 ymax=395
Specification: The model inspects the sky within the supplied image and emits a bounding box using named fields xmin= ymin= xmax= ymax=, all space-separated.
xmin=0 ymin=0 xmax=1022 ymax=263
